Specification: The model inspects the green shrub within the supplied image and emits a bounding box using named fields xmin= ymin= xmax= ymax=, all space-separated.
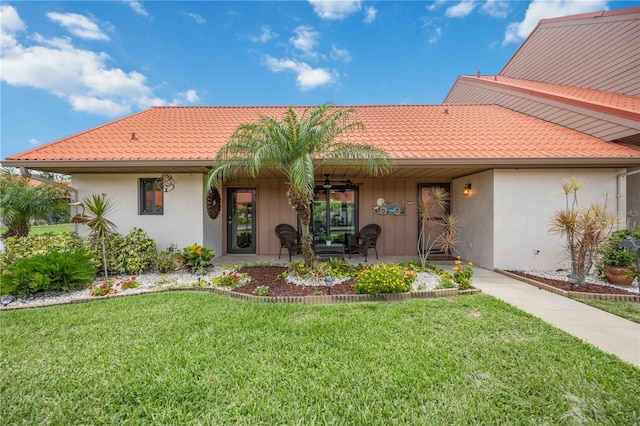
xmin=85 ymin=228 xmax=157 ymax=275
xmin=436 ymin=272 xmax=456 ymax=289
xmin=452 ymin=258 xmax=474 ymax=290
xmin=0 ymin=250 xmax=96 ymax=295
xmin=156 ymin=244 xmax=179 ymax=273
xmin=0 ymin=232 xmax=84 ymax=270
xmin=211 ymin=270 xmax=249 ymax=289
xmin=354 ymin=263 xmax=416 ymax=296
xmin=178 ymin=243 xmax=215 ymax=273
xmin=253 ymin=285 xmax=269 ymax=296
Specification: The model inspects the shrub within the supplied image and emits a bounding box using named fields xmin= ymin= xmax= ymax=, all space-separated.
xmin=156 ymin=244 xmax=180 ymax=273
xmin=88 ymin=276 xmax=140 ymax=297
xmin=253 ymin=285 xmax=269 ymax=296
xmin=85 ymin=228 xmax=157 ymax=275
xmin=452 ymin=258 xmax=474 ymax=290
xmin=354 ymin=263 xmax=416 ymax=296
xmin=0 ymin=232 xmax=84 ymax=270
xmin=178 ymin=243 xmax=215 ymax=273
xmin=435 ymin=271 xmax=456 ymax=289
xmin=0 ymin=250 xmax=95 ymax=295
xmin=212 ymin=271 xmax=249 ymax=289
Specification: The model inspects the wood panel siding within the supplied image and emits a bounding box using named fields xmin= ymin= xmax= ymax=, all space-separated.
xmin=500 ymin=9 xmax=640 ymax=96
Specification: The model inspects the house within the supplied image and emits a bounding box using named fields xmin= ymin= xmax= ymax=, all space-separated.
xmin=3 ymin=7 xmax=639 ymax=271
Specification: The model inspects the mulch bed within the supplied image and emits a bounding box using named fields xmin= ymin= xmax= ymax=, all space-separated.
xmin=232 ymin=266 xmax=356 ymax=297
xmin=506 ymin=271 xmax=637 ymax=295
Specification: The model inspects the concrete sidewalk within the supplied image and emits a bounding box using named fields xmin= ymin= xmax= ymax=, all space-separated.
xmin=472 ymin=267 xmax=640 ymax=368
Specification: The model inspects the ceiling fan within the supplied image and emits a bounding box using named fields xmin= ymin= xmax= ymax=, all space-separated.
xmin=317 ymin=174 xmax=354 ymax=189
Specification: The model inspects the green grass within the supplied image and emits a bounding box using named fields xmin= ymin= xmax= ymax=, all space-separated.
xmin=0 ymin=223 xmax=70 ymax=235
xmin=572 ymin=297 xmax=640 ymax=324
xmin=1 ymin=293 xmax=639 ymax=425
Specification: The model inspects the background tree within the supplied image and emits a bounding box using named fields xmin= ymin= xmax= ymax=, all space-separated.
xmin=0 ymin=168 xmax=65 ymax=237
xmin=208 ymin=103 xmax=392 ymax=268
xmin=71 ymin=194 xmax=116 ymax=278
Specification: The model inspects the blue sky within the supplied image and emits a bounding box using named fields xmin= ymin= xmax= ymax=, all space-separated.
xmin=0 ymin=0 xmax=631 ymax=159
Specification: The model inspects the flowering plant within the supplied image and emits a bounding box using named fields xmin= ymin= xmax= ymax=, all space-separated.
xmin=253 ymin=285 xmax=269 ymax=296
xmin=88 ymin=276 xmax=140 ymax=296
xmin=354 ymin=263 xmax=416 ymax=296
xmin=212 ymin=271 xmax=249 ymax=289
xmin=178 ymin=243 xmax=215 ymax=273
xmin=452 ymin=258 xmax=473 ymax=290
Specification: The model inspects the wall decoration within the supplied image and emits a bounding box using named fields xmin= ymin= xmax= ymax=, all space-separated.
xmin=373 ymin=198 xmax=405 ymax=216
xmin=207 ymin=187 xmax=221 ymax=219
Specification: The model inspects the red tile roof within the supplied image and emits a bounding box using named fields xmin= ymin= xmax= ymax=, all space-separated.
xmin=6 ymin=105 xmax=640 ymax=163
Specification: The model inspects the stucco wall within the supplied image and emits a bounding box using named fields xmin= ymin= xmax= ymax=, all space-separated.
xmin=491 ymin=168 xmax=620 ymax=271
xmin=72 ymin=173 xmax=216 ymax=251
xmin=452 ymin=170 xmax=494 ymax=269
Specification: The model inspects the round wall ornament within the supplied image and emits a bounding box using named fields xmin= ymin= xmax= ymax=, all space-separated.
xmin=207 ymin=187 xmax=221 ymax=219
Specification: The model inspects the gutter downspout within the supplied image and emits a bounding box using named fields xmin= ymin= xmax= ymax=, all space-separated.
xmin=19 ymin=167 xmax=79 ymax=233
xmin=617 ymin=168 xmax=640 ymax=229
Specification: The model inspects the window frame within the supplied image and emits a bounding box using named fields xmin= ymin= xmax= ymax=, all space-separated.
xmin=139 ymin=178 xmax=164 ymax=215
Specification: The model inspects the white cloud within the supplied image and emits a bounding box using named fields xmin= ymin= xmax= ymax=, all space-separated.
xmin=331 ymin=44 xmax=351 ymax=63
xmin=429 ymin=27 xmax=442 ymax=44
xmin=122 ymin=0 xmax=149 ymax=17
xmin=29 ymin=138 xmax=41 ymax=146
xmin=0 ymin=6 xmax=200 ymax=117
xmin=0 ymin=5 xmax=26 ymax=49
xmin=263 ymin=55 xmax=335 ymax=90
xmin=290 ymin=25 xmax=320 ymax=58
xmin=426 ymin=0 xmax=447 ymax=12
xmin=47 ymin=12 xmax=109 ymax=41
xmin=184 ymin=12 xmax=205 ymax=24
xmin=446 ymin=1 xmax=476 ymax=18
xmin=363 ymin=6 xmax=377 ymax=24
xmin=308 ymin=0 xmax=362 ymax=20
xmin=481 ymin=0 xmax=510 ymax=18
xmin=250 ymin=26 xmax=277 ymax=43
xmin=171 ymin=89 xmax=200 ymax=104
xmin=503 ymin=0 xmax=608 ymax=44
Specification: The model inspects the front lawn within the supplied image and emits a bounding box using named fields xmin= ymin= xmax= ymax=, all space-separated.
xmin=1 ymin=293 xmax=638 ymax=424
xmin=572 ymin=297 xmax=640 ymax=324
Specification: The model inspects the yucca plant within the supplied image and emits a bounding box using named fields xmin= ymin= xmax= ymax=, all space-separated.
xmin=71 ymin=194 xmax=117 ymax=278
xmin=416 ymin=186 xmax=459 ymax=269
xmin=549 ymin=178 xmax=615 ymax=288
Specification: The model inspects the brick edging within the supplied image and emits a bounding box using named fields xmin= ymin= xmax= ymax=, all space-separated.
xmin=495 ymin=269 xmax=640 ymax=303
xmin=0 ymin=285 xmax=482 ymax=310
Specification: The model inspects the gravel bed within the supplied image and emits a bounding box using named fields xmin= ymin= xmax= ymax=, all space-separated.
xmin=521 ymin=270 xmax=639 ymax=294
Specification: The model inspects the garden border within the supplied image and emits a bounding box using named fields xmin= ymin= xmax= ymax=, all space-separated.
xmin=496 ymin=269 xmax=640 ymax=303
xmin=0 ymin=286 xmax=482 ymax=311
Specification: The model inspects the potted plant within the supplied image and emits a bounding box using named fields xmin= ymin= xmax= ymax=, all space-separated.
xmin=599 ymin=228 xmax=639 ymax=285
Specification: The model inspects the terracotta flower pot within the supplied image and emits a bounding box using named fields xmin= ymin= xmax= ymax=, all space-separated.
xmin=603 ymin=266 xmax=637 ymax=286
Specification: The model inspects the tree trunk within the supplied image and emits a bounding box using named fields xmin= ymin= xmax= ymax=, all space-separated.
xmin=101 ymin=238 xmax=109 ymax=278
xmin=287 ymin=187 xmax=316 ymax=269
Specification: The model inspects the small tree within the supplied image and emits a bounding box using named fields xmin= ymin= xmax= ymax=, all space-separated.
xmin=417 ymin=187 xmax=459 ymax=269
xmin=549 ymin=178 xmax=615 ymax=288
xmin=71 ymin=194 xmax=116 ymax=278
xmin=0 ymin=168 xmax=65 ymax=237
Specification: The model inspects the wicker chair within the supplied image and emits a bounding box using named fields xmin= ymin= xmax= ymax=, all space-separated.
xmin=275 ymin=224 xmax=302 ymax=261
xmin=348 ymin=224 xmax=381 ymax=262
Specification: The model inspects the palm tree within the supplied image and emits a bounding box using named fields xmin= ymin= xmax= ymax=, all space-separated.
xmin=0 ymin=168 xmax=65 ymax=237
xmin=71 ymin=194 xmax=116 ymax=278
xmin=207 ymin=103 xmax=393 ymax=268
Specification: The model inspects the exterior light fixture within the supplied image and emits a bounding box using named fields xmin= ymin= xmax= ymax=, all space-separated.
xmin=463 ymin=183 xmax=472 ymax=196
xmin=322 ymin=174 xmax=332 ymax=189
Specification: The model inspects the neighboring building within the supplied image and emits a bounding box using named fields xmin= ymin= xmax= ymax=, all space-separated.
xmin=3 ymin=7 xmax=639 ymax=271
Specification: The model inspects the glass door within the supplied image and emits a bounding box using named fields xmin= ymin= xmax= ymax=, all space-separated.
xmin=311 ymin=187 xmax=357 ymax=245
xmin=226 ymin=188 xmax=256 ymax=254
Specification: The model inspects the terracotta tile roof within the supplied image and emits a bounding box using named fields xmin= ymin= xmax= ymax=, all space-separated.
xmin=6 ymin=105 xmax=640 ymax=163
xmin=463 ymin=76 xmax=640 ymax=120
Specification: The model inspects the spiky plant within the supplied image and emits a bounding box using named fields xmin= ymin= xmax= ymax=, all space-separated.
xmin=417 ymin=187 xmax=459 ymax=269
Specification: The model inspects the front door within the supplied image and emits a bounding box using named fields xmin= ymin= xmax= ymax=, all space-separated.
xmin=227 ymin=188 xmax=256 ymax=254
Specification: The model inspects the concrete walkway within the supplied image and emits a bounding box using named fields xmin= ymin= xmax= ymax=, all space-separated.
xmin=471 ymin=267 xmax=640 ymax=368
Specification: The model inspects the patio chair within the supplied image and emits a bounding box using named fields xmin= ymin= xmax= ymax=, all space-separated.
xmin=348 ymin=224 xmax=381 ymax=262
xmin=275 ymin=224 xmax=302 ymax=261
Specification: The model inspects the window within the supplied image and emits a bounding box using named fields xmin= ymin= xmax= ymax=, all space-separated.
xmin=140 ymin=178 xmax=163 ymax=215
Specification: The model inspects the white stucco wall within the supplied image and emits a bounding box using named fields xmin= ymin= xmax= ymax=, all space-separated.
xmin=72 ymin=173 xmax=221 ymax=252
xmin=452 ymin=170 xmax=494 ymax=269
xmin=491 ymin=168 xmax=621 ymax=271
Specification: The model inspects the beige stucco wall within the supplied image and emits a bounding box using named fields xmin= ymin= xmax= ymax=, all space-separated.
xmin=72 ymin=173 xmax=220 ymax=253
xmin=492 ymin=168 xmax=620 ymax=271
